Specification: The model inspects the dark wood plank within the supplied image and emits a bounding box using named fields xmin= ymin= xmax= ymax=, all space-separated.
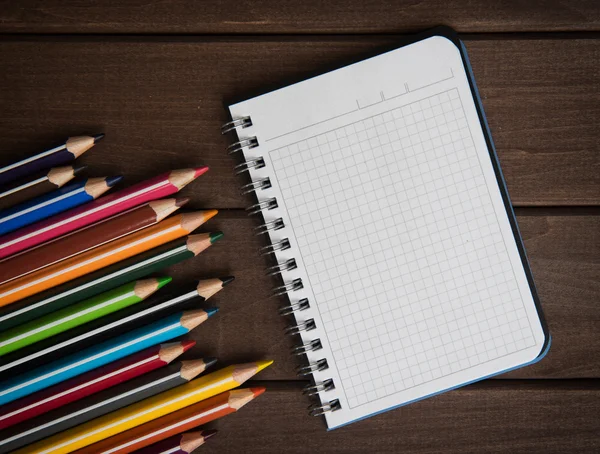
xmin=0 ymin=0 xmax=599 ymax=34
xmin=173 ymin=211 xmax=600 ymax=379
xmin=200 ymin=381 xmax=600 ymax=453
xmin=0 ymin=38 xmax=598 ymax=206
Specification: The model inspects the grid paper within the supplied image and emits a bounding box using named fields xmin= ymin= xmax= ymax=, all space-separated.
xmin=270 ymin=89 xmax=536 ymax=409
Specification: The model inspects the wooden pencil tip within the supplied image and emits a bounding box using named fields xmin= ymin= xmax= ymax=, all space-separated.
xmin=93 ymin=133 xmax=105 ymax=143
xmin=195 ymin=278 xmax=228 ymax=300
xmin=180 ymin=210 xmax=216 ymax=233
xmin=181 ymin=430 xmax=215 ymax=452
xmin=228 ymin=388 xmax=262 ymax=410
xmin=86 ymin=176 xmax=120 ymax=198
xmin=158 ymin=342 xmax=189 ymax=364
xmin=149 ymin=198 xmax=185 ymax=221
xmin=180 ymin=309 xmax=211 ymax=330
xmin=134 ymin=277 xmax=171 ymax=299
xmin=232 ymin=360 xmax=273 ymax=384
xmin=186 ymin=233 xmax=215 ymax=256
xmin=194 ymin=166 xmax=209 ymax=178
xmin=66 ymin=135 xmax=98 ymax=157
xmin=180 ymin=359 xmax=212 ymax=380
xmin=168 ymin=169 xmax=200 ymax=190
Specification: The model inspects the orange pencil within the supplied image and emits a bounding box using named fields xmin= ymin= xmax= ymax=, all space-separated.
xmin=0 ymin=210 xmax=217 ymax=305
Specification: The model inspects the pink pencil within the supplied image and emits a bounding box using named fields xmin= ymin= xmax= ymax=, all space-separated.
xmin=0 ymin=168 xmax=208 ymax=259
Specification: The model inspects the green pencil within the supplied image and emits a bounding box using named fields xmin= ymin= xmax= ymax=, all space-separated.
xmin=0 ymin=233 xmax=220 ymax=332
xmin=0 ymin=277 xmax=172 ymax=357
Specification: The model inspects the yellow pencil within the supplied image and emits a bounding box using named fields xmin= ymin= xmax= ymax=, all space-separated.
xmin=18 ymin=360 xmax=273 ymax=454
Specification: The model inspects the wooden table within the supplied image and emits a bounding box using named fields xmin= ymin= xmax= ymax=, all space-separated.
xmin=0 ymin=1 xmax=599 ymax=452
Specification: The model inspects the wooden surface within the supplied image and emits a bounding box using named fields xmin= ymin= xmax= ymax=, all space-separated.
xmin=0 ymin=1 xmax=599 ymax=452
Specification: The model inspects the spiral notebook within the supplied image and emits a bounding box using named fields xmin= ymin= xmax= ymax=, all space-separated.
xmin=223 ymin=28 xmax=549 ymax=430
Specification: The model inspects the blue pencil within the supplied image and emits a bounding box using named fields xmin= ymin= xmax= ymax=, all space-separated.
xmin=0 ymin=309 xmax=215 ymax=406
xmin=0 ymin=176 xmax=121 ymax=236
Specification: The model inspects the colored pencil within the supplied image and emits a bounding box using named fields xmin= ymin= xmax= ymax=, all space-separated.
xmin=0 ymin=210 xmax=217 ymax=305
xmin=0 ymin=341 xmax=193 ymax=430
xmin=136 ymin=430 xmax=217 ymax=454
xmin=0 ymin=358 xmax=216 ymax=452
xmin=82 ymin=389 xmax=263 ymax=454
xmin=0 ymin=277 xmax=171 ymax=356
xmin=0 ymin=271 xmax=228 ymax=376
xmin=0 ymin=165 xmax=84 ymax=210
xmin=0 ymin=198 xmax=187 ymax=284
xmin=0 ymin=134 xmax=102 ymax=186
xmin=21 ymin=362 xmax=272 ymax=454
xmin=0 ymin=167 xmax=208 ymax=259
xmin=0 ymin=234 xmax=220 ymax=332
xmin=0 ymin=309 xmax=215 ymax=405
xmin=0 ymin=176 xmax=121 ymax=236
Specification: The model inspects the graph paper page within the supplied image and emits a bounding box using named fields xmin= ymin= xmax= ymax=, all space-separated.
xmin=230 ymin=35 xmax=547 ymax=429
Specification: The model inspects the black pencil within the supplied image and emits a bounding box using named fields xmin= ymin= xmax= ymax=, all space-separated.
xmin=0 ymin=358 xmax=216 ymax=453
xmin=0 ymin=165 xmax=85 ymax=210
xmin=0 ymin=277 xmax=232 ymax=378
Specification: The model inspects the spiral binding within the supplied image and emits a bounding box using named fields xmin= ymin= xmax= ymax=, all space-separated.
xmin=223 ymin=115 xmax=341 ymax=417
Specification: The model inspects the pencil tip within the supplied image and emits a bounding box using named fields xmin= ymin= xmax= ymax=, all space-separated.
xmin=156 ymin=276 xmax=172 ymax=289
xmin=175 ymin=197 xmax=190 ymax=207
xmin=220 ymin=276 xmax=235 ymax=287
xmin=181 ymin=339 xmax=196 ymax=352
xmin=205 ymin=307 xmax=219 ymax=317
xmin=106 ymin=175 xmax=123 ymax=187
xmin=250 ymin=387 xmax=267 ymax=397
xmin=194 ymin=166 xmax=209 ymax=178
xmin=256 ymin=360 xmax=274 ymax=373
xmin=203 ymin=429 xmax=218 ymax=440
xmin=209 ymin=231 xmax=224 ymax=244
xmin=73 ymin=165 xmax=87 ymax=176
xmin=204 ymin=357 xmax=218 ymax=368
xmin=93 ymin=133 xmax=105 ymax=143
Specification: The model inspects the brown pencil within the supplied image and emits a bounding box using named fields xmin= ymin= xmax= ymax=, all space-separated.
xmin=0 ymin=165 xmax=85 ymax=210
xmin=0 ymin=197 xmax=189 ymax=284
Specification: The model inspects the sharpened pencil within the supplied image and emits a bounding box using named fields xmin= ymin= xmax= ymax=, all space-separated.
xmin=0 ymin=309 xmax=216 ymax=405
xmin=134 ymin=430 xmax=217 ymax=454
xmin=0 ymin=134 xmax=102 ymax=186
xmin=0 ymin=340 xmax=193 ymax=430
xmin=21 ymin=362 xmax=272 ymax=454
xmin=0 ymin=176 xmax=121 ymax=236
xmin=0 ymin=167 xmax=209 ymax=259
xmin=0 ymin=358 xmax=216 ymax=452
xmin=0 ymin=270 xmax=228 ymax=377
xmin=0 ymin=165 xmax=84 ymax=210
xmin=0 ymin=233 xmax=221 ymax=333
xmin=0 ymin=211 xmax=218 ymax=305
xmin=0 ymin=198 xmax=188 ymax=284
xmin=0 ymin=277 xmax=171 ymax=356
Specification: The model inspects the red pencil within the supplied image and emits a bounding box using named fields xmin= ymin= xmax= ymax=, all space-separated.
xmin=0 ymin=168 xmax=208 ymax=260
xmin=0 ymin=340 xmax=194 ymax=430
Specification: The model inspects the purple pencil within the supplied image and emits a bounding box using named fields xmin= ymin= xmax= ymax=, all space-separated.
xmin=135 ymin=430 xmax=218 ymax=454
xmin=0 ymin=134 xmax=103 ymax=186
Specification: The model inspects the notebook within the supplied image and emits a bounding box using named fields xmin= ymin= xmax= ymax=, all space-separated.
xmin=223 ymin=27 xmax=550 ymax=430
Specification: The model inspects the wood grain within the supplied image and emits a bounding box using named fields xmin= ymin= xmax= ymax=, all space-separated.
xmin=167 ymin=211 xmax=600 ymax=380
xmin=201 ymin=381 xmax=600 ymax=453
xmin=0 ymin=0 xmax=599 ymax=34
xmin=0 ymin=38 xmax=598 ymax=206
